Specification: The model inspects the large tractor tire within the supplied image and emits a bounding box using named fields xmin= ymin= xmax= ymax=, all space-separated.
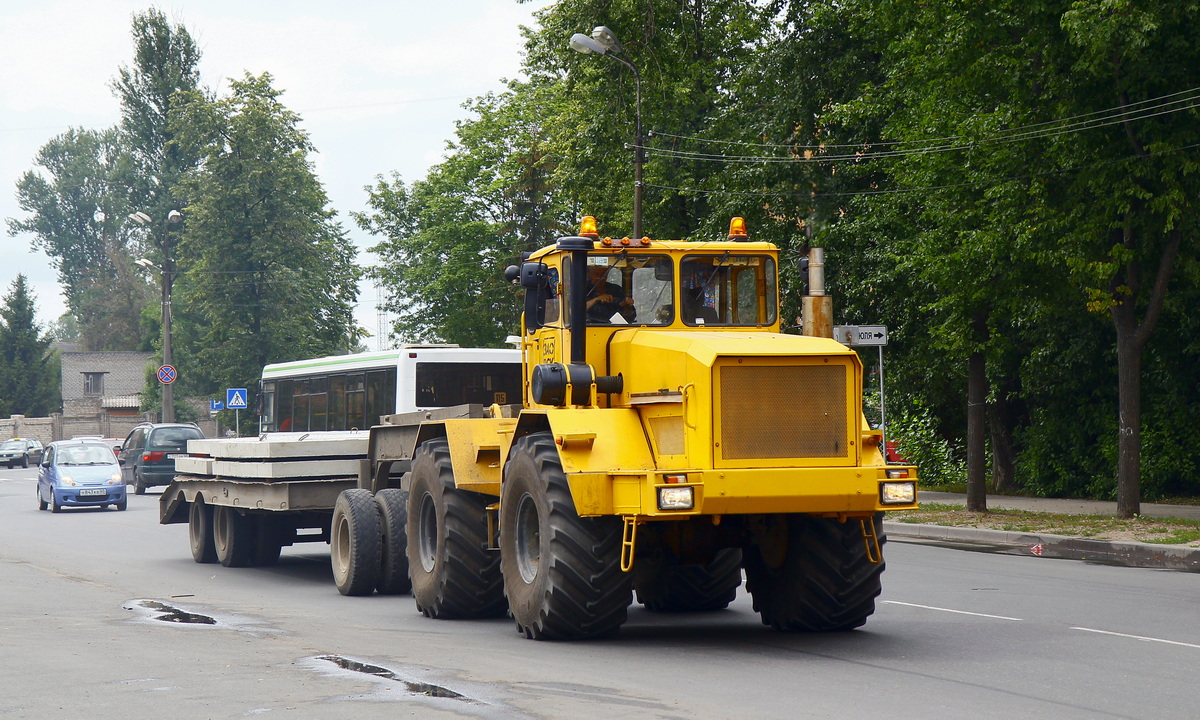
xmin=743 ymin=513 xmax=885 ymax=632
xmin=634 ymin=548 xmax=743 ymax=613
xmin=500 ymin=432 xmax=632 ymax=640
xmin=375 ymin=488 xmax=411 ymax=595
xmin=188 ymin=496 xmax=218 ymax=563
xmin=214 ymin=505 xmax=256 ymax=568
xmin=407 ymin=438 xmax=505 ymax=618
xmin=330 ymin=489 xmax=382 ymax=596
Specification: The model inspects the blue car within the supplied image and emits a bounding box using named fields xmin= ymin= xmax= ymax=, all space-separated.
xmin=37 ymin=440 xmax=127 ymax=512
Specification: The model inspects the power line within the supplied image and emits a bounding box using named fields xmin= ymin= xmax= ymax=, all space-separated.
xmin=644 ymin=140 xmax=1200 ymax=199
xmin=648 ymin=86 xmax=1200 ymax=152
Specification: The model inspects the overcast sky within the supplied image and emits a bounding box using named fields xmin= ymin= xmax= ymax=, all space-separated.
xmin=1 ymin=0 xmax=554 ymax=348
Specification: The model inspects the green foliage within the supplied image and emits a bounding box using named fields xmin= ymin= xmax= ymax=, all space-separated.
xmin=7 ymin=9 xmax=203 ymax=353
xmin=887 ymin=399 xmax=967 ymax=489
xmin=358 ymin=86 xmax=566 ymax=346
xmin=7 ymin=127 xmax=150 ymax=350
xmin=0 ymin=276 xmax=59 ymax=416
xmin=169 ymin=72 xmax=363 ymax=402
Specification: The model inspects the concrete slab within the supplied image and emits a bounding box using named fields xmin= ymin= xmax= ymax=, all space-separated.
xmin=188 ymin=431 xmax=370 ymax=460
xmin=175 ymin=456 xmax=212 ymax=475
xmin=209 ymin=458 xmax=361 ymax=479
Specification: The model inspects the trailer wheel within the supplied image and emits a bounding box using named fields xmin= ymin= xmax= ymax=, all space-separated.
xmin=330 ymin=489 xmax=382 ymax=596
xmin=214 ymin=505 xmax=256 ymax=568
xmin=744 ymin=513 xmax=885 ymax=631
xmin=634 ymin=548 xmax=743 ymax=613
xmin=252 ymin=515 xmax=284 ymax=567
xmin=501 ymin=431 xmax=632 ymax=640
xmin=407 ymin=437 xmax=505 ymax=618
xmin=188 ymin=496 xmax=218 ymax=563
xmin=375 ymin=488 xmax=411 ymax=595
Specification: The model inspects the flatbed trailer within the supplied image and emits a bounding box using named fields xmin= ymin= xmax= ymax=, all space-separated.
xmin=158 ymin=406 xmax=492 ymax=578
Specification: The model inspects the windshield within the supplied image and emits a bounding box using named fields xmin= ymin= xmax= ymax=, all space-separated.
xmin=567 ymin=254 xmax=675 ymax=327
xmin=0 ymin=441 xmax=22 ymax=450
xmin=680 ymin=254 xmax=778 ymax=326
xmin=57 ymin=446 xmax=117 ymax=466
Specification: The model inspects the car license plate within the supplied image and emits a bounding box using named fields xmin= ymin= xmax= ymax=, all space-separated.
xmin=167 ymin=454 xmax=184 ymax=460
xmin=78 ymin=488 xmax=106 ymax=497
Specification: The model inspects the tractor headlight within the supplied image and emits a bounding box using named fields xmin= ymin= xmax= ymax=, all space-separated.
xmin=657 ymin=486 xmax=695 ymax=511
xmin=880 ymin=481 xmax=916 ymax=505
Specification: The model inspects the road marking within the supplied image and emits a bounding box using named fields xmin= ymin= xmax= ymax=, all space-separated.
xmin=1071 ymin=627 xmax=1200 ymax=650
xmin=883 ymin=600 xmax=1022 ymax=621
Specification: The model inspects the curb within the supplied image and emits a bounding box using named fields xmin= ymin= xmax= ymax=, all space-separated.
xmin=883 ymin=521 xmax=1200 ymax=572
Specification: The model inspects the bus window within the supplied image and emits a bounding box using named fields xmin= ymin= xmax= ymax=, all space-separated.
xmin=415 ymin=363 xmax=523 ymax=407
xmin=346 ymin=374 xmax=365 ymax=429
xmin=260 ymin=381 xmax=276 ymax=431
xmin=328 ymin=375 xmax=346 ymax=431
xmin=365 ymin=370 xmax=395 ymax=427
xmin=277 ymin=379 xmax=294 ymax=431
xmin=309 ymin=376 xmax=329 ymax=431
xmin=293 ymin=379 xmax=310 ymax=432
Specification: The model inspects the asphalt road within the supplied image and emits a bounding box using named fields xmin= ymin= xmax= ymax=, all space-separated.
xmin=2 ymin=465 xmax=1196 ymax=720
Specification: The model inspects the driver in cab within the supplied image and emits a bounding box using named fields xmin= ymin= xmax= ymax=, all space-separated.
xmin=585 ymin=262 xmax=636 ymax=323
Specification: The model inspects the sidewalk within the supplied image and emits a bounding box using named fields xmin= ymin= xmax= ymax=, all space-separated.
xmin=918 ymin=490 xmax=1200 ymax=521
xmin=882 ymin=491 xmax=1200 ymax=572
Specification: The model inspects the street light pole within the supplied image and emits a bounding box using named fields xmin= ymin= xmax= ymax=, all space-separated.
xmin=132 ymin=210 xmax=183 ymax=423
xmin=569 ymin=26 xmax=644 ymax=239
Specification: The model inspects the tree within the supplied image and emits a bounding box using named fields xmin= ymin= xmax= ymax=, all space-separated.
xmin=523 ymin=0 xmax=769 ymax=239
xmin=169 ymin=72 xmax=363 ymax=403
xmin=746 ymin=0 xmax=1200 ymax=512
xmin=113 ymin=7 xmax=204 ymax=272
xmin=8 ymin=9 xmax=203 ymax=352
xmin=8 ymin=127 xmax=149 ymax=350
xmin=359 ymin=87 xmax=566 ymax=346
xmin=0 ymin=276 xmax=58 ymax=417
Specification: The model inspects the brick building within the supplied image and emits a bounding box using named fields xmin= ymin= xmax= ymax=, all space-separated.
xmin=58 ymin=351 xmax=156 ymax=440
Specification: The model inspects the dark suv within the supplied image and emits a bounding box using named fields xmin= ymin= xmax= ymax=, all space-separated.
xmin=118 ymin=423 xmax=205 ymax=494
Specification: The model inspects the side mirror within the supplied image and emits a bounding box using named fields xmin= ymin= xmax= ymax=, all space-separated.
xmin=519 ymin=261 xmax=549 ymax=289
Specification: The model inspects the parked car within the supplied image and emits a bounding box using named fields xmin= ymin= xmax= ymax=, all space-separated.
xmin=118 ymin=423 xmax=205 ymax=494
xmin=1 ymin=438 xmax=44 ymax=468
xmin=37 ymin=440 xmax=127 ymax=512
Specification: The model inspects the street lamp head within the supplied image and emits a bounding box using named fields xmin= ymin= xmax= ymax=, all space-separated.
xmin=135 ymin=258 xmax=156 ymax=271
xmin=129 ymin=211 xmax=152 ymax=226
xmin=569 ymin=33 xmax=608 ymax=55
xmin=167 ymin=209 xmax=183 ymax=224
xmin=591 ymin=26 xmax=623 ymax=54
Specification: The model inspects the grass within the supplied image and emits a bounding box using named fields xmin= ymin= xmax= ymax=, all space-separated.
xmin=888 ymin=502 xmax=1200 ymax=546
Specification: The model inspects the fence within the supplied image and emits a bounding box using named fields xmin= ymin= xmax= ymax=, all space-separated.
xmin=2 ymin=413 xmax=218 ymax=445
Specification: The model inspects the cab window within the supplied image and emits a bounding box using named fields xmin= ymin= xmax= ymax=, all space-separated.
xmin=566 ymin=254 xmax=674 ymax=327
xmin=680 ymin=255 xmax=777 ymax=326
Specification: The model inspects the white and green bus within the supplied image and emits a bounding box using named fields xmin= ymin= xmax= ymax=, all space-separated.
xmin=258 ymin=345 xmax=522 ymax=433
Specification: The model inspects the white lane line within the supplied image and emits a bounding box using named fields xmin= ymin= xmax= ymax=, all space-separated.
xmin=883 ymin=600 xmax=1023 ymax=621
xmin=1071 ymin=627 xmax=1200 ymax=650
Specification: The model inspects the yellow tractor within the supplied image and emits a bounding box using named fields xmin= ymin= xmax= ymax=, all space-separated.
xmin=366 ymin=216 xmax=917 ymax=640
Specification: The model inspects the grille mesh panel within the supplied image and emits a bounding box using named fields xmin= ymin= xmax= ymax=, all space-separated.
xmin=720 ymin=364 xmax=847 ymax=460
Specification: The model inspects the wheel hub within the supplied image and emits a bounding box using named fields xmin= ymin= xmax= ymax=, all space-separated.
xmin=418 ymin=493 xmax=438 ymax=572
xmin=514 ymin=493 xmax=541 ymax=583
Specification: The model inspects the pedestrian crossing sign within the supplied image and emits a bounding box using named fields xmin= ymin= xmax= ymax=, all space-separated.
xmin=226 ymin=388 xmax=248 ymax=409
